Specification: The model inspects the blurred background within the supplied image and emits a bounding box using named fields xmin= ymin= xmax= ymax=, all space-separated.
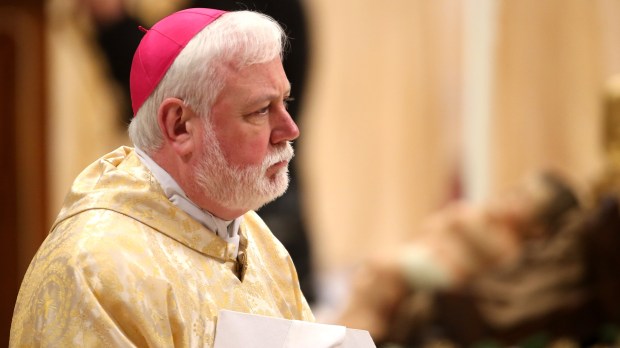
xmin=2 ymin=0 xmax=620 ymax=346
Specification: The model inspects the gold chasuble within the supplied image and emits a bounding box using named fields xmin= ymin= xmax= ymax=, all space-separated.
xmin=10 ymin=147 xmax=314 ymax=347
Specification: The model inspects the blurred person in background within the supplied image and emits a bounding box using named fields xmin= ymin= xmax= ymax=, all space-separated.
xmin=11 ymin=8 xmax=313 ymax=347
xmin=336 ymin=171 xmax=612 ymax=347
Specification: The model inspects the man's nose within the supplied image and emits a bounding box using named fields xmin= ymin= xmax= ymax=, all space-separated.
xmin=271 ymin=109 xmax=300 ymax=144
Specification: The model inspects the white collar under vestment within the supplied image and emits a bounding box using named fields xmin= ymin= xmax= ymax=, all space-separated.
xmin=134 ymin=147 xmax=241 ymax=258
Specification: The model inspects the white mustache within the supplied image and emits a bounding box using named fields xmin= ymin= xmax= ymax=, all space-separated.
xmin=263 ymin=142 xmax=294 ymax=169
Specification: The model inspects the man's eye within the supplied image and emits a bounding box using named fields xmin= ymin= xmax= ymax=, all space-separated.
xmin=256 ymin=106 xmax=270 ymax=115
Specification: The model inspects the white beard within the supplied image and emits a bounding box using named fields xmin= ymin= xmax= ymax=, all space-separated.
xmin=194 ymin=119 xmax=294 ymax=212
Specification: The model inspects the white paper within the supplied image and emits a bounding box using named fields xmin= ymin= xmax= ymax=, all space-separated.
xmin=213 ymin=310 xmax=376 ymax=348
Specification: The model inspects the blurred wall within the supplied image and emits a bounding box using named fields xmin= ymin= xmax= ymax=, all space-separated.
xmin=489 ymin=0 xmax=609 ymax=195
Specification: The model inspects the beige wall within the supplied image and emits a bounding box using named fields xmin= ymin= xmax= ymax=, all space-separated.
xmin=301 ymin=1 xmax=461 ymax=281
xmin=489 ymin=0 xmax=608 ymax=195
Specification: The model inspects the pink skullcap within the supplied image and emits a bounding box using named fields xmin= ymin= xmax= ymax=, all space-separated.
xmin=130 ymin=8 xmax=227 ymax=115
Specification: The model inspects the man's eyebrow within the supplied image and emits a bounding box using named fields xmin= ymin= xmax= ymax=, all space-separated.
xmin=248 ymin=84 xmax=292 ymax=104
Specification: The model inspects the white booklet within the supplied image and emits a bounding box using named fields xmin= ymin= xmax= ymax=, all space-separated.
xmin=213 ymin=310 xmax=376 ymax=348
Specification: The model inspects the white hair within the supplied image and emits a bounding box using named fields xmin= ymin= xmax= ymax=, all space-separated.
xmin=128 ymin=10 xmax=287 ymax=152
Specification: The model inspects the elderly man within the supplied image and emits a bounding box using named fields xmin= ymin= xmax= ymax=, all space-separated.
xmin=10 ymin=8 xmax=313 ymax=347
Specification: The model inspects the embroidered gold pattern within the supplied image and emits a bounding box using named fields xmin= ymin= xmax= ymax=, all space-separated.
xmin=10 ymin=147 xmax=313 ymax=347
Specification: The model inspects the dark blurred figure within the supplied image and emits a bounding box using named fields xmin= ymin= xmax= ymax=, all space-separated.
xmin=91 ymin=0 xmax=314 ymax=302
xmin=89 ymin=1 xmax=142 ymax=124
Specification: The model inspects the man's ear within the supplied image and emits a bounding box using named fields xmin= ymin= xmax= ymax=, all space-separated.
xmin=157 ymin=97 xmax=196 ymax=157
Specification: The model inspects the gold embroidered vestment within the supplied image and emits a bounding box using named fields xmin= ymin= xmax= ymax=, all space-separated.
xmin=10 ymin=146 xmax=313 ymax=347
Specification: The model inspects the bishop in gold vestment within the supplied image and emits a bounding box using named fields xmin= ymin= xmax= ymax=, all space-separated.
xmin=10 ymin=147 xmax=314 ymax=347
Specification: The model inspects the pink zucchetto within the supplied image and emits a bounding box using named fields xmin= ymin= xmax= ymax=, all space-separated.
xmin=130 ymin=8 xmax=227 ymax=115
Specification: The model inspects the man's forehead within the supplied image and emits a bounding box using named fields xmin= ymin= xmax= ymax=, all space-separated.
xmin=219 ymin=61 xmax=290 ymax=94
